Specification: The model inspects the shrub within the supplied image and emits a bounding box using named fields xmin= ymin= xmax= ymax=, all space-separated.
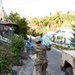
xmin=0 ymin=35 xmax=25 ymax=74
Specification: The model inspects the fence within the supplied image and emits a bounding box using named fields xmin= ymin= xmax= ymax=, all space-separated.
xmin=51 ymin=37 xmax=75 ymax=50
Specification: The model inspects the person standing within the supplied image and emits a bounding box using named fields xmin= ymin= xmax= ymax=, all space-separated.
xmin=34 ymin=36 xmax=48 ymax=75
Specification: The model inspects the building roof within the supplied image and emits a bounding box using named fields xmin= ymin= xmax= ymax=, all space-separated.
xmin=0 ymin=21 xmax=18 ymax=27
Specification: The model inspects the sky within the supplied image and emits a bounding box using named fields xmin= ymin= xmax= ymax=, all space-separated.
xmin=2 ymin=0 xmax=75 ymax=17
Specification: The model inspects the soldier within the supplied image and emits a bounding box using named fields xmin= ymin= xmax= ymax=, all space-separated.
xmin=34 ymin=36 xmax=48 ymax=75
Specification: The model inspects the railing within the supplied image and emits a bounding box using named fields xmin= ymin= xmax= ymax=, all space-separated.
xmin=51 ymin=38 xmax=75 ymax=50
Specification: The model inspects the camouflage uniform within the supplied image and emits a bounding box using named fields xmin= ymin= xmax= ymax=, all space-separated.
xmin=34 ymin=44 xmax=48 ymax=75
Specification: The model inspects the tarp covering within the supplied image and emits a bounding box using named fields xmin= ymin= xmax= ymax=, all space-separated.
xmin=42 ymin=34 xmax=51 ymax=46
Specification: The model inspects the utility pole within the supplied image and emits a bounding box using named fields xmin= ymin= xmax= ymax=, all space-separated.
xmin=0 ymin=0 xmax=5 ymax=21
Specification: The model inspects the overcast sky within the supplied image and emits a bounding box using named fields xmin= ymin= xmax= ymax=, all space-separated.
xmin=2 ymin=0 xmax=75 ymax=17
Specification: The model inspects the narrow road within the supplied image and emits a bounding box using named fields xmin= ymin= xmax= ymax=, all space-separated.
xmin=47 ymin=47 xmax=65 ymax=75
xmin=29 ymin=36 xmax=65 ymax=75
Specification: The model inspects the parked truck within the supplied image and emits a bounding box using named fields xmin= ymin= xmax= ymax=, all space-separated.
xmin=61 ymin=50 xmax=75 ymax=75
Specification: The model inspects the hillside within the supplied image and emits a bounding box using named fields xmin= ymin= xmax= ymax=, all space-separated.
xmin=28 ymin=12 xmax=75 ymax=34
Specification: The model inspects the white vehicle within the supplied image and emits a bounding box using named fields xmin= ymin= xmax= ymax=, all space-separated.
xmin=61 ymin=50 xmax=75 ymax=75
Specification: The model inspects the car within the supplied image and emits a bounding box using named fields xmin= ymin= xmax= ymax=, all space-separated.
xmin=24 ymin=40 xmax=35 ymax=54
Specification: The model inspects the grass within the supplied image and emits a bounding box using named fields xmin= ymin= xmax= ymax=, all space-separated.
xmin=52 ymin=43 xmax=74 ymax=50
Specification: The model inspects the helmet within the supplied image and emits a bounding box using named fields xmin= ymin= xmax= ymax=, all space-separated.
xmin=35 ymin=36 xmax=42 ymax=42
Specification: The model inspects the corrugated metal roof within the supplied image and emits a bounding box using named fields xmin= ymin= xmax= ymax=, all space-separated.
xmin=0 ymin=21 xmax=17 ymax=27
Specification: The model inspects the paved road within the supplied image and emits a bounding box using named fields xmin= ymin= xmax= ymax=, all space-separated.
xmin=28 ymin=36 xmax=65 ymax=75
xmin=47 ymin=47 xmax=65 ymax=75
xmin=30 ymin=47 xmax=65 ymax=75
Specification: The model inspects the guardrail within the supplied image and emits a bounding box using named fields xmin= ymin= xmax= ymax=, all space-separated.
xmin=52 ymin=38 xmax=75 ymax=50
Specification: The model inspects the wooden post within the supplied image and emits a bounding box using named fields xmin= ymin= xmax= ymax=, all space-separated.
xmin=24 ymin=45 xmax=27 ymax=53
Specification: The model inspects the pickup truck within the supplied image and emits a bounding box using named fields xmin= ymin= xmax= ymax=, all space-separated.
xmin=61 ymin=50 xmax=75 ymax=75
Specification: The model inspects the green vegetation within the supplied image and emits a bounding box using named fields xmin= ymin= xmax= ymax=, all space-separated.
xmin=52 ymin=43 xmax=73 ymax=50
xmin=0 ymin=35 xmax=24 ymax=74
xmin=28 ymin=11 xmax=75 ymax=34
xmin=71 ymin=24 xmax=75 ymax=49
xmin=2 ymin=11 xmax=75 ymax=35
xmin=5 ymin=12 xmax=30 ymax=39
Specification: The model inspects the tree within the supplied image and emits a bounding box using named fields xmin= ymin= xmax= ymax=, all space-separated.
xmin=71 ymin=24 xmax=75 ymax=49
xmin=8 ymin=12 xmax=30 ymax=39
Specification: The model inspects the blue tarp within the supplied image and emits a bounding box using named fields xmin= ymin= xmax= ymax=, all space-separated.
xmin=42 ymin=34 xmax=51 ymax=46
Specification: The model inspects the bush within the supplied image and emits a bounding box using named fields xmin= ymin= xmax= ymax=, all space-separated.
xmin=0 ymin=35 xmax=25 ymax=74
